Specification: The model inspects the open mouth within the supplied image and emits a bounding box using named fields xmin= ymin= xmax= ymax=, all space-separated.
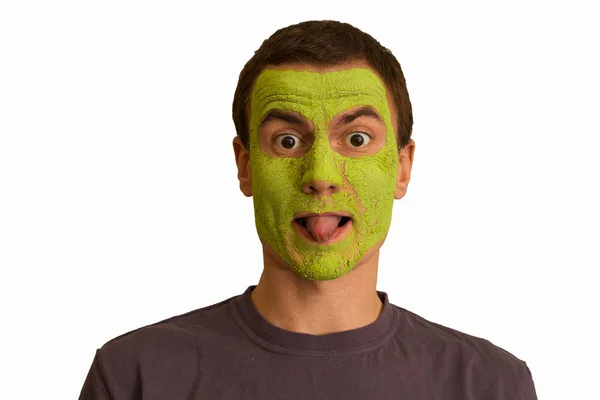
xmin=292 ymin=213 xmax=353 ymax=245
xmin=296 ymin=216 xmax=351 ymax=229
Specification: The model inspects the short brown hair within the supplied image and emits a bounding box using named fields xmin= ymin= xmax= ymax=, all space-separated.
xmin=232 ymin=20 xmax=413 ymax=150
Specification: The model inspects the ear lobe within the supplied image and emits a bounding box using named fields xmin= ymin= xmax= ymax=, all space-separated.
xmin=232 ymin=136 xmax=253 ymax=197
xmin=394 ymin=139 xmax=415 ymax=200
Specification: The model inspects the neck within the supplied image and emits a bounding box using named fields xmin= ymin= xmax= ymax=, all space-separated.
xmin=251 ymin=241 xmax=384 ymax=336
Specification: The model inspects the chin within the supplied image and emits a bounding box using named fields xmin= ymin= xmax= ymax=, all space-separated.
xmin=260 ymin=230 xmax=388 ymax=280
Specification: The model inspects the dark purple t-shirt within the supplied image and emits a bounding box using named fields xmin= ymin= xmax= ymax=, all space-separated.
xmin=79 ymin=285 xmax=537 ymax=399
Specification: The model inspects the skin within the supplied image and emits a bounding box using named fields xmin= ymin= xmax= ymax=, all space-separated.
xmin=233 ymin=60 xmax=415 ymax=335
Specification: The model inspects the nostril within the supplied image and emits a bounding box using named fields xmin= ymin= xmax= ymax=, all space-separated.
xmin=302 ymin=181 xmax=340 ymax=195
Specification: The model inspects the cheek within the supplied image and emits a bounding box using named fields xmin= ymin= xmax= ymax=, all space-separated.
xmin=343 ymin=155 xmax=398 ymax=224
xmin=251 ymin=156 xmax=303 ymax=203
xmin=345 ymin=157 xmax=397 ymax=196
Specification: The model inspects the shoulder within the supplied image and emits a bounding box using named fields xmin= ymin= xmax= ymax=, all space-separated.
xmin=391 ymin=304 xmax=536 ymax=398
xmin=83 ymin=294 xmax=241 ymax=398
xmin=392 ymin=303 xmax=527 ymax=366
xmin=97 ymin=293 xmax=239 ymax=366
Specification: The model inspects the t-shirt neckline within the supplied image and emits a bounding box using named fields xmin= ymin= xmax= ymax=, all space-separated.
xmin=231 ymin=285 xmax=395 ymax=355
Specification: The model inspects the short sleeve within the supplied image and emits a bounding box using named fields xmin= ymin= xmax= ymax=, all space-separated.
xmin=518 ymin=362 xmax=538 ymax=400
xmin=79 ymin=350 xmax=112 ymax=400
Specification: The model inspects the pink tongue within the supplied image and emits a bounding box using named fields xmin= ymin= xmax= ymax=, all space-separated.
xmin=305 ymin=216 xmax=342 ymax=242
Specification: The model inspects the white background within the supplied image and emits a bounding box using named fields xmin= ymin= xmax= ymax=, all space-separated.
xmin=1 ymin=1 xmax=598 ymax=398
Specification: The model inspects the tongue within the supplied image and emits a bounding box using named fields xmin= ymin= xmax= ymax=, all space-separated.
xmin=305 ymin=216 xmax=342 ymax=242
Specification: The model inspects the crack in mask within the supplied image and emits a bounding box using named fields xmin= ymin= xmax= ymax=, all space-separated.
xmin=249 ymin=68 xmax=398 ymax=280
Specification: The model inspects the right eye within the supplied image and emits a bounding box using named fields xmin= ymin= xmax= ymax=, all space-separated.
xmin=274 ymin=134 xmax=301 ymax=150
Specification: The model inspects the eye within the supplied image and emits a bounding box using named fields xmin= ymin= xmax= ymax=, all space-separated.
xmin=345 ymin=132 xmax=371 ymax=148
xmin=274 ymin=134 xmax=301 ymax=150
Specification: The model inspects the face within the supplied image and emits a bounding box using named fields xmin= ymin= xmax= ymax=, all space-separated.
xmin=234 ymin=61 xmax=414 ymax=281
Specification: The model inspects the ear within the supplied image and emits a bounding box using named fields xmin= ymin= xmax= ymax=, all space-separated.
xmin=233 ymin=136 xmax=253 ymax=197
xmin=394 ymin=139 xmax=415 ymax=200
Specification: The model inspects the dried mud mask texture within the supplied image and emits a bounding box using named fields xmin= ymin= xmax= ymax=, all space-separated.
xmin=249 ymin=68 xmax=398 ymax=280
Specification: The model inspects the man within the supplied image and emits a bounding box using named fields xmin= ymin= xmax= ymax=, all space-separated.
xmin=80 ymin=20 xmax=538 ymax=399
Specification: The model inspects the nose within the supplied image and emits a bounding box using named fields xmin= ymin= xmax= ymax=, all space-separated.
xmin=302 ymin=179 xmax=341 ymax=196
xmin=300 ymin=134 xmax=343 ymax=197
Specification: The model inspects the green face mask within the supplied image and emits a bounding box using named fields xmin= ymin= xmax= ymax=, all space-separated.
xmin=249 ymin=68 xmax=398 ymax=281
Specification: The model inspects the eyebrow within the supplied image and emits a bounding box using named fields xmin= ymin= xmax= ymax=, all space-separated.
xmin=259 ymin=109 xmax=308 ymax=128
xmin=258 ymin=106 xmax=383 ymax=129
xmin=334 ymin=106 xmax=383 ymax=127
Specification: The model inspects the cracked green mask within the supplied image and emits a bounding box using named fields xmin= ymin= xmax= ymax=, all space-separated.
xmin=249 ymin=68 xmax=398 ymax=280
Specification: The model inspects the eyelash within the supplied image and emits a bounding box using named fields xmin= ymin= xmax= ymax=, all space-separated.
xmin=272 ymin=131 xmax=374 ymax=151
xmin=273 ymin=133 xmax=302 ymax=150
xmin=344 ymin=131 xmax=373 ymax=147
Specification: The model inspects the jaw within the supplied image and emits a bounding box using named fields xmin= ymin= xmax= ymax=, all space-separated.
xmin=259 ymin=233 xmax=387 ymax=284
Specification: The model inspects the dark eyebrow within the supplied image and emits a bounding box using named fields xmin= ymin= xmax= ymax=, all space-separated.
xmin=334 ymin=106 xmax=383 ymax=126
xmin=259 ymin=109 xmax=308 ymax=128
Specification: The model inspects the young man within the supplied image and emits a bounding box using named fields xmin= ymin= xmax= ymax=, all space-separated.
xmin=80 ymin=20 xmax=538 ymax=399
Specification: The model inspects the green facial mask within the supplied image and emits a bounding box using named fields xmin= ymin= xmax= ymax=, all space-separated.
xmin=249 ymin=68 xmax=398 ymax=280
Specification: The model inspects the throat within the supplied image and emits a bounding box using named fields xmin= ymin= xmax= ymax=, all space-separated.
xmin=251 ymin=284 xmax=384 ymax=336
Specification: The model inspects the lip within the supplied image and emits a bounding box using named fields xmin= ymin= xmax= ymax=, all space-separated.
xmin=292 ymin=212 xmax=353 ymax=245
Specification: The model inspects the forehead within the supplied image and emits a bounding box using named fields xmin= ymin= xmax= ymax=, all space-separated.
xmin=250 ymin=68 xmax=391 ymax=124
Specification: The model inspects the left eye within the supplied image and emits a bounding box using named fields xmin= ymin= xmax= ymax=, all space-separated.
xmin=274 ymin=134 xmax=301 ymax=150
xmin=345 ymin=132 xmax=371 ymax=148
